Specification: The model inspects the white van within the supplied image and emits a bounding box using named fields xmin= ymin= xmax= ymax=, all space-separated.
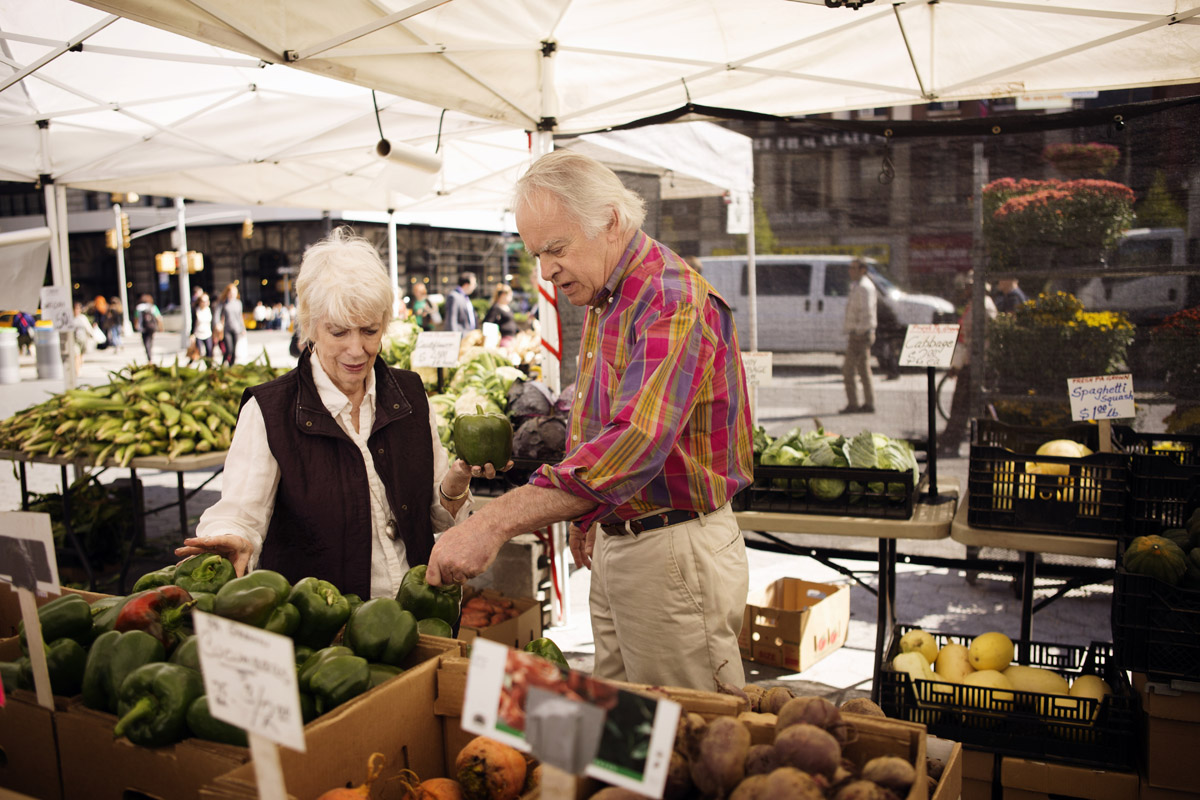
xmin=699 ymin=254 xmax=956 ymax=353
xmin=1073 ymin=228 xmax=1195 ymax=324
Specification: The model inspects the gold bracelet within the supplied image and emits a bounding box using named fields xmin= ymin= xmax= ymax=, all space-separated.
xmin=439 ymin=483 xmax=470 ymax=502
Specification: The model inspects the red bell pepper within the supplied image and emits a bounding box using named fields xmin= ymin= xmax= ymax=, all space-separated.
xmin=114 ymin=585 xmax=195 ymax=654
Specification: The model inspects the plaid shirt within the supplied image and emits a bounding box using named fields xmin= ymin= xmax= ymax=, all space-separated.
xmin=529 ymin=231 xmax=754 ymax=529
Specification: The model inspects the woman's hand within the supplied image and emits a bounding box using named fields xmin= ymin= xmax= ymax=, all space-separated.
xmin=175 ymin=534 xmax=253 ymax=576
xmin=442 ymin=458 xmax=514 ymax=496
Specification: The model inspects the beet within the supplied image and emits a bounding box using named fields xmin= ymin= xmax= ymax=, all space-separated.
xmin=676 ymin=712 xmax=708 ymax=756
xmin=833 ymin=780 xmax=897 ymax=800
xmin=861 ymin=757 xmax=916 ymax=794
xmin=589 ymin=788 xmax=650 ymax=800
xmin=690 ymin=717 xmax=751 ymax=797
xmin=759 ymin=687 xmax=794 ymax=715
xmin=742 ymin=685 xmax=767 ymax=712
xmin=744 ymin=744 xmax=778 ymax=776
xmin=839 ymin=698 xmax=886 ymax=718
xmin=730 ymin=767 xmax=825 ymax=800
xmin=772 ymin=723 xmax=842 ymax=779
xmin=664 ymin=751 xmax=693 ymax=800
xmin=776 ymin=697 xmax=848 ymax=742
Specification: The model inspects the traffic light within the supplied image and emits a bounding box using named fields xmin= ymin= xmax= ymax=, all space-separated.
xmin=242 ymin=218 xmax=253 ymax=240
xmin=105 ymin=229 xmax=118 ymax=250
xmin=120 ymin=213 xmax=131 ymax=249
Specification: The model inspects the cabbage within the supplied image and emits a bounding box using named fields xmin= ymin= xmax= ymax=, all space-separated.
xmin=804 ymin=440 xmax=847 ymax=501
xmin=761 ymin=444 xmax=806 ymax=494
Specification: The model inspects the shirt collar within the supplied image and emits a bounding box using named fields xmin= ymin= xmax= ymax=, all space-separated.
xmin=592 ymin=230 xmax=650 ymax=307
xmin=310 ymin=350 xmax=376 ymax=417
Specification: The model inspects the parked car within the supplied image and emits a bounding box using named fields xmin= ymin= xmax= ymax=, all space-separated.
xmin=699 ymin=255 xmax=956 ymax=362
xmin=1071 ymin=228 xmax=1197 ymax=325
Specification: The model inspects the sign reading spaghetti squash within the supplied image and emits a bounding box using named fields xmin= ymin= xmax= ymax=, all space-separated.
xmin=1067 ymin=373 xmax=1134 ymax=421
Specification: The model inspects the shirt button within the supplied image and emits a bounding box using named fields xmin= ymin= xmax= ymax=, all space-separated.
xmin=586 ymin=352 xmax=593 ymax=359
xmin=305 ymin=421 xmax=312 ymax=427
xmin=393 ymin=403 xmax=400 ymax=409
xmin=401 ymin=504 xmax=408 ymax=511
xmin=377 ymin=448 xmax=384 ymax=455
xmin=573 ymin=434 xmax=579 ymax=441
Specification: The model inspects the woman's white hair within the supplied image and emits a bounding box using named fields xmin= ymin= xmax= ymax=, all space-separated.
xmin=295 ymin=226 xmax=393 ymax=347
xmin=513 ymin=150 xmax=646 ymax=239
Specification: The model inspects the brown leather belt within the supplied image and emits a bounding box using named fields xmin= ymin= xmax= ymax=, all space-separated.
xmin=600 ymin=509 xmax=701 ymax=537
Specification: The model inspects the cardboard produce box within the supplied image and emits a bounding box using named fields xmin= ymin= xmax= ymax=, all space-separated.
xmin=457 ymin=589 xmax=542 ymax=650
xmin=738 ymin=577 xmax=850 ymax=671
xmin=1001 ymin=756 xmax=1138 ymax=800
xmin=928 ymin=736 xmax=963 ymax=800
xmin=0 ymin=690 xmax=67 ymax=800
xmin=1133 ymin=672 xmax=1200 ymax=793
xmin=962 ymin=746 xmax=995 ymax=800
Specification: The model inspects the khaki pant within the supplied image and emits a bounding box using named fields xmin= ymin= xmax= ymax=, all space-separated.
xmin=590 ymin=504 xmax=748 ymax=690
xmin=843 ymin=330 xmax=875 ymax=408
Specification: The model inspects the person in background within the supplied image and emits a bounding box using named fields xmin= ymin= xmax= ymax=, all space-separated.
xmin=426 ymin=150 xmax=754 ymax=691
xmin=841 ymin=258 xmax=877 ymax=414
xmin=993 ymin=278 xmax=1028 ymax=314
xmin=71 ymin=301 xmax=98 ymax=372
xmin=14 ymin=310 xmax=34 ymax=355
xmin=253 ymin=301 xmax=269 ymax=330
xmin=106 ymin=298 xmax=124 ymax=352
xmin=939 ymin=271 xmax=998 ymax=458
xmin=214 ymin=283 xmax=246 ymax=366
xmin=482 ymin=283 xmax=519 ymax=346
xmin=410 ymin=282 xmax=440 ymax=331
xmin=91 ymin=295 xmax=109 ymax=349
xmin=192 ymin=292 xmax=214 ymax=361
xmin=443 ymin=272 xmax=478 ymax=332
xmin=133 ymin=293 xmax=163 ymax=363
xmin=175 ymin=227 xmax=507 ymax=598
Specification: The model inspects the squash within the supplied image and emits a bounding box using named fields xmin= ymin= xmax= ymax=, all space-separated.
xmin=1160 ymin=528 xmax=1194 ymax=552
xmin=1185 ymin=548 xmax=1200 ymax=589
xmin=1123 ymin=535 xmax=1188 ymax=585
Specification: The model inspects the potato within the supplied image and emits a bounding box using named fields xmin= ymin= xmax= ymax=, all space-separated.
xmin=759 ymin=687 xmax=794 ymax=715
xmin=839 ymin=697 xmax=886 ymax=718
xmin=675 ymin=712 xmax=708 ymax=756
xmin=744 ymin=744 xmax=778 ymax=776
xmin=833 ymin=780 xmax=895 ymax=800
xmin=861 ymin=756 xmax=916 ymax=794
xmin=772 ymin=723 xmax=841 ymax=779
xmin=776 ymin=696 xmax=850 ymax=743
xmin=690 ymin=717 xmax=751 ymax=797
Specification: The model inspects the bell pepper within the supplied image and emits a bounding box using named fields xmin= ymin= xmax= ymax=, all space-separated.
xmin=293 ymin=646 xmax=315 ymax=668
xmin=19 ymin=593 xmax=93 ymax=654
xmin=189 ymin=591 xmax=216 ymax=616
xmin=264 ymin=601 xmax=301 ymax=637
xmin=114 ymin=585 xmax=195 ymax=654
xmin=297 ymin=646 xmax=355 ymax=693
xmin=307 ymin=654 xmax=370 ymax=715
xmin=1 ymin=659 xmax=30 ymax=693
xmin=288 ymin=577 xmax=352 ymax=650
xmin=416 ymin=617 xmax=454 ymax=638
xmin=187 ymin=695 xmax=248 ymax=747
xmin=168 ymin=635 xmax=202 ymax=674
xmin=113 ymin=662 xmax=204 ymax=747
xmin=367 ymin=662 xmax=404 ymax=689
xmin=92 ymin=595 xmax=133 ymax=637
xmin=397 ymin=565 xmax=462 ymax=626
xmin=344 ymin=593 xmax=364 ymax=614
xmin=20 ymin=638 xmax=87 ymax=697
xmin=132 ymin=565 xmax=177 ymax=593
xmin=173 ymin=554 xmax=235 ymax=595
xmin=523 ymin=637 xmax=569 ymax=670
xmin=82 ymin=629 xmax=166 ymax=713
xmin=452 ymin=404 xmax=514 ymax=466
xmin=213 ymin=570 xmax=291 ymax=628
xmin=343 ymin=598 xmax=418 ymax=667
xmin=299 ymin=691 xmax=318 ymax=724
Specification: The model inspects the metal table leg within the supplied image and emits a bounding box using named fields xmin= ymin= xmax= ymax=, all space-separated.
xmin=871 ymin=538 xmax=895 ymax=704
xmin=1019 ymin=550 xmax=1035 ymax=661
xmin=58 ymin=464 xmax=95 ymax=590
xmin=177 ymin=472 xmax=188 ymax=539
xmin=18 ymin=460 xmax=28 ymax=509
xmin=117 ymin=466 xmax=148 ymax=594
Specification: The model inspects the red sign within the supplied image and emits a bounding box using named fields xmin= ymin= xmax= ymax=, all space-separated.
xmin=909 ymin=234 xmax=973 ymax=275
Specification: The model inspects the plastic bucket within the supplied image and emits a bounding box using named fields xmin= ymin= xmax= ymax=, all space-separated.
xmin=0 ymin=327 xmax=18 ymax=384
xmin=34 ymin=325 xmax=62 ymax=380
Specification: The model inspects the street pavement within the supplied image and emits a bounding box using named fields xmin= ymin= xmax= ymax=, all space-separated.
xmin=0 ymin=331 xmax=1115 ymax=698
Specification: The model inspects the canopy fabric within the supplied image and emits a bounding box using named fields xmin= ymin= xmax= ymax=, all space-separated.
xmin=75 ymin=0 xmax=1200 ymax=135
xmin=0 ymin=227 xmax=52 ymax=312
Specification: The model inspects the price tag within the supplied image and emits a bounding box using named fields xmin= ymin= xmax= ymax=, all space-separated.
xmin=193 ymin=612 xmax=306 ymax=753
xmin=1067 ymin=374 xmax=1135 ymax=421
xmin=462 ymin=639 xmax=680 ymax=797
xmin=411 ymin=331 xmax=463 ymax=368
xmin=898 ymin=324 xmax=960 ymax=368
xmin=0 ymin=512 xmax=60 ymax=594
xmin=741 ymin=351 xmax=773 ymax=386
xmin=39 ymin=286 xmax=72 ymax=331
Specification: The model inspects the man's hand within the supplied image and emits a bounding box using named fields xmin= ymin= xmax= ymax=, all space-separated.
xmin=426 ymin=519 xmax=507 ymax=586
xmin=175 ymin=534 xmax=253 ymax=576
xmin=568 ymin=522 xmax=597 ymax=570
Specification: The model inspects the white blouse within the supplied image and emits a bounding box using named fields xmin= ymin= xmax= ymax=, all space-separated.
xmin=195 ymin=356 xmax=471 ymax=597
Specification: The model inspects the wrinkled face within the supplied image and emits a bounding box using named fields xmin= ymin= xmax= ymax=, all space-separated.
xmin=517 ymin=189 xmax=621 ymax=307
xmin=311 ymin=315 xmax=385 ymax=398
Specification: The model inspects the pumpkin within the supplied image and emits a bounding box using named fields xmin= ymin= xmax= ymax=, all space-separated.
xmin=1123 ymin=535 xmax=1188 ymax=585
xmin=1160 ymin=528 xmax=1195 ymax=552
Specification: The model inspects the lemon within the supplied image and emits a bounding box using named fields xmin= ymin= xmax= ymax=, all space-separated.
xmin=968 ymin=632 xmax=1015 ymax=671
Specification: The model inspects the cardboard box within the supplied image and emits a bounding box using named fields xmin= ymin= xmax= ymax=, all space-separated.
xmin=1140 ymin=775 xmax=1200 ymax=800
xmin=1133 ymin=672 xmax=1200 ymax=723
xmin=0 ymin=690 xmax=66 ymax=800
xmin=457 ymin=589 xmax=542 ymax=650
xmin=1001 ymin=757 xmax=1138 ymax=800
xmin=739 ymin=578 xmax=850 ymax=672
xmin=962 ymin=746 xmax=996 ymax=800
xmin=1134 ymin=672 xmax=1200 ymax=791
xmin=928 ymin=737 xmax=963 ymax=800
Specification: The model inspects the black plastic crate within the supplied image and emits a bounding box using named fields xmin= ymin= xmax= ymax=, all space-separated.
xmin=1111 ymin=539 xmax=1200 ymax=682
xmin=734 ymin=462 xmax=916 ymax=519
xmin=878 ymin=625 xmax=1136 ymax=770
xmin=1110 ymin=427 xmax=1200 ymax=536
xmin=967 ymin=420 xmax=1128 ymax=538
xmin=468 ymin=457 xmax=556 ymax=498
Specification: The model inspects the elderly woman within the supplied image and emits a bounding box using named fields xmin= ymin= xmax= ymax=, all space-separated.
xmin=176 ymin=227 xmax=505 ymax=598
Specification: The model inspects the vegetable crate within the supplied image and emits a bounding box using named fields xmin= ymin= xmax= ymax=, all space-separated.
xmin=735 ymin=462 xmax=916 ymax=519
xmin=878 ymin=626 xmax=1136 ymax=770
xmin=1110 ymin=426 xmax=1200 ymax=537
xmin=966 ymin=420 xmax=1128 ymax=538
xmin=1112 ymin=538 xmax=1200 ymax=682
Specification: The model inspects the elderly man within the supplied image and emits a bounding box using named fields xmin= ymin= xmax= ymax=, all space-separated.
xmin=427 ymin=150 xmax=755 ymax=690
xmin=841 ymin=258 xmax=877 ymax=414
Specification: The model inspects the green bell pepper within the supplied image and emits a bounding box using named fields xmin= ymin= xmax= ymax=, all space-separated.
xmin=308 ymin=654 xmax=370 ymax=715
xmin=20 ymin=638 xmax=87 ymax=697
xmin=132 ymin=565 xmax=177 ymax=593
xmin=82 ymin=629 xmax=166 ymax=713
xmin=113 ymin=662 xmax=204 ymax=747
xmin=398 ymin=565 xmax=462 ymax=626
xmin=187 ymin=695 xmax=248 ymax=747
xmin=213 ymin=570 xmax=291 ymax=628
xmin=189 ymin=591 xmax=216 ymax=615
xmin=293 ymin=646 xmax=315 ymax=668
xmin=1 ymin=659 xmax=31 ymax=693
xmin=288 ymin=577 xmax=352 ymax=650
xmin=297 ymin=646 xmax=354 ymax=693
xmin=343 ymin=593 xmax=364 ymax=614
xmin=343 ymin=598 xmax=418 ymax=667
xmin=299 ymin=691 xmax=318 ymax=724
xmin=523 ymin=637 xmax=570 ymax=670
xmin=264 ymin=602 xmax=301 ymax=637
xmin=168 ymin=635 xmax=202 ymax=674
xmin=416 ymin=617 xmax=454 ymax=638
xmin=367 ymin=662 xmax=404 ymax=689
xmin=19 ymin=593 xmax=93 ymax=654
xmin=92 ymin=595 xmax=132 ymax=637
xmin=173 ymin=554 xmax=235 ymax=595
xmin=452 ymin=404 xmax=513 ymax=466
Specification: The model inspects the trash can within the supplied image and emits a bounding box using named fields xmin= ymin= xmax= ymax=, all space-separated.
xmin=34 ymin=324 xmax=63 ymax=380
xmin=0 ymin=327 xmax=18 ymax=384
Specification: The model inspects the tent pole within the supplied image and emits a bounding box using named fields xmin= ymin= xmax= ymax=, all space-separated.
xmin=113 ymin=203 xmax=133 ymax=336
xmin=746 ymin=193 xmax=758 ymax=426
xmin=176 ymin=197 xmax=194 ymax=351
xmin=55 ymin=184 xmax=77 ymax=390
xmin=387 ymin=208 xmax=400 ymax=319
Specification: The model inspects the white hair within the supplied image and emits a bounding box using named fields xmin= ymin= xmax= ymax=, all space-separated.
xmin=295 ymin=227 xmax=393 ymax=347
xmin=513 ymin=150 xmax=646 ymax=239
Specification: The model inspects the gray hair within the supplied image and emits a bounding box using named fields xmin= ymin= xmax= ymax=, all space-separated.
xmin=295 ymin=227 xmax=393 ymax=347
xmin=513 ymin=150 xmax=646 ymax=239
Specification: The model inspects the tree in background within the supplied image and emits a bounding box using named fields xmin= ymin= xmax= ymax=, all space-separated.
xmin=1136 ymin=170 xmax=1187 ymax=229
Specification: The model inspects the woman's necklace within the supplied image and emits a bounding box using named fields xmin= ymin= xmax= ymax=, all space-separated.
xmin=366 ymin=469 xmax=398 ymax=540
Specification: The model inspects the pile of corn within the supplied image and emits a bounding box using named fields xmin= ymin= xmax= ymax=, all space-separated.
xmin=0 ymin=359 xmax=285 ymax=466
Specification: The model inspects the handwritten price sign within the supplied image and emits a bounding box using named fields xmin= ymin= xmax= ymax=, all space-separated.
xmin=1067 ymin=374 xmax=1135 ymax=421
xmin=898 ymin=324 xmax=960 ymax=369
xmin=411 ymin=331 xmax=463 ymax=368
xmin=193 ymin=612 xmax=306 ymax=752
xmin=741 ymin=351 xmax=773 ymax=386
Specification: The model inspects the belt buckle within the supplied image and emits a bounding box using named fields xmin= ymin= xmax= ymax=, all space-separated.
xmin=624 ymin=518 xmax=640 ymax=536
